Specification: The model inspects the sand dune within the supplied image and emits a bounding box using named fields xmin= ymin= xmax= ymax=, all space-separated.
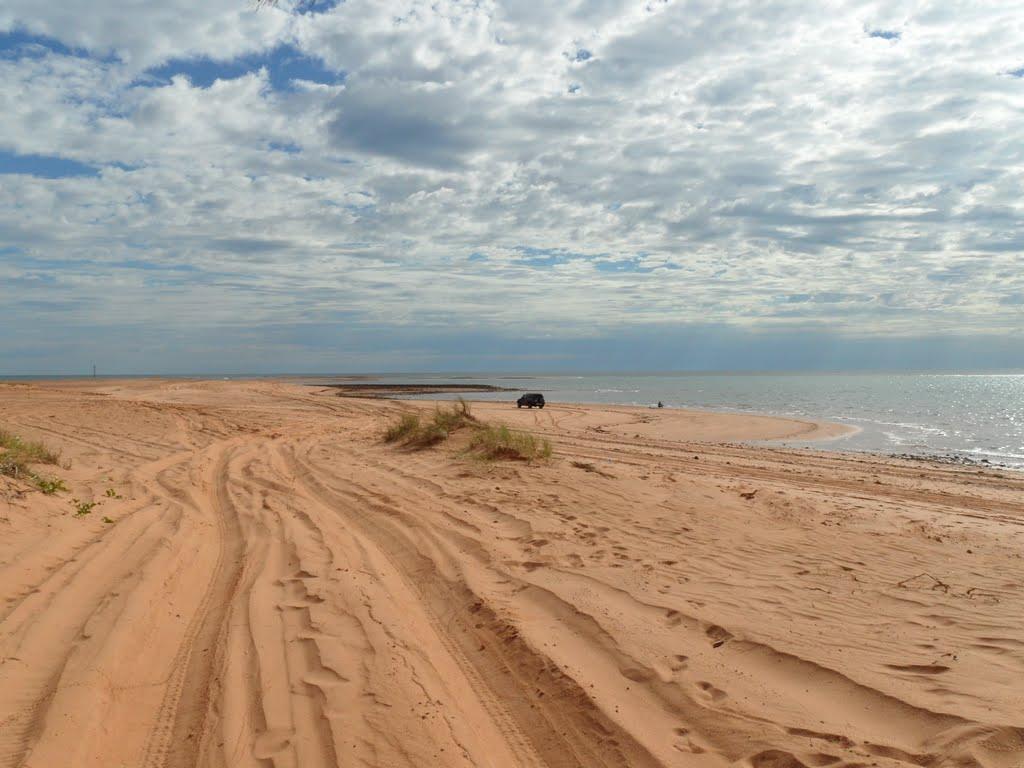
xmin=1 ymin=379 xmax=1022 ymax=768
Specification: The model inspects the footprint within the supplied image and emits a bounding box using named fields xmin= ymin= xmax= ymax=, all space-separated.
xmin=745 ymin=750 xmax=809 ymax=768
xmin=884 ymin=663 xmax=950 ymax=674
xmin=304 ymin=667 xmax=348 ymax=687
xmin=785 ymin=728 xmax=854 ymax=749
xmin=696 ymin=681 xmax=727 ymax=702
xmin=253 ymin=728 xmax=294 ymax=759
xmin=669 ymin=654 xmax=688 ymax=671
xmin=674 ymin=739 xmax=706 ymax=754
xmin=705 ymin=624 xmax=734 ymax=648
xmin=619 ymin=666 xmax=655 ymax=683
xmin=804 ymin=755 xmax=841 ymax=767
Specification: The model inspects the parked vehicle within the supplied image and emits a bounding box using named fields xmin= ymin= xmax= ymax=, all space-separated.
xmin=516 ymin=393 xmax=545 ymax=409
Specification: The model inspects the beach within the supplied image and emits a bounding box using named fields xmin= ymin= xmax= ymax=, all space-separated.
xmin=1 ymin=378 xmax=1022 ymax=768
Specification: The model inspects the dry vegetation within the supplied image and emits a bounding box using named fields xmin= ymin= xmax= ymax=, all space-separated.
xmin=466 ymin=424 xmax=552 ymax=461
xmin=0 ymin=427 xmax=66 ymax=494
xmin=383 ymin=400 xmax=552 ymax=461
xmin=383 ymin=399 xmax=477 ymax=447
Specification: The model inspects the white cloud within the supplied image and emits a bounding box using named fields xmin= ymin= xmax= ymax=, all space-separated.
xmin=1 ymin=0 xmax=1023 ymax=372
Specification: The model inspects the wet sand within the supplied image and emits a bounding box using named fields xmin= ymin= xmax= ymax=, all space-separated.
xmin=1 ymin=379 xmax=1022 ymax=768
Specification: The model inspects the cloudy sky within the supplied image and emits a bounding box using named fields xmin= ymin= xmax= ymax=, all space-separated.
xmin=1 ymin=0 xmax=1022 ymax=374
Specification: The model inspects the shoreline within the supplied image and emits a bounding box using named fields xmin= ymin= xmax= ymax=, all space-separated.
xmin=394 ymin=395 xmax=1024 ymax=472
xmin=396 ymin=395 xmax=857 ymax=444
xmin=5 ymin=376 xmax=1014 ymax=469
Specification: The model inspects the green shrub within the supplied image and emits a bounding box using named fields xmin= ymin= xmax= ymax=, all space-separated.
xmin=72 ymin=499 xmax=98 ymax=517
xmin=36 ymin=477 xmax=68 ymax=495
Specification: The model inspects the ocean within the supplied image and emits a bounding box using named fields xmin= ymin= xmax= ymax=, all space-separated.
xmin=333 ymin=372 xmax=1024 ymax=469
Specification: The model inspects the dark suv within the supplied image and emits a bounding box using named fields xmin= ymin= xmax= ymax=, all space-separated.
xmin=516 ymin=393 xmax=545 ymax=409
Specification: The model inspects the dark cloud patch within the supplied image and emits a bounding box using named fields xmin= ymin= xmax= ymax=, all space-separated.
xmin=327 ymin=83 xmax=482 ymax=169
xmin=211 ymin=238 xmax=295 ymax=254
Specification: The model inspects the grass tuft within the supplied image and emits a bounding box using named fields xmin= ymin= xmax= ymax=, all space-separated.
xmin=0 ymin=427 xmax=65 ymax=492
xmin=408 ymin=422 xmax=448 ymax=447
xmin=384 ymin=413 xmax=422 ymax=443
xmin=382 ymin=400 xmax=551 ymax=461
xmin=431 ymin=398 xmax=475 ymax=433
xmin=383 ymin=399 xmax=477 ymax=448
xmin=467 ymin=424 xmax=553 ymax=462
xmin=0 ymin=428 xmax=60 ymax=465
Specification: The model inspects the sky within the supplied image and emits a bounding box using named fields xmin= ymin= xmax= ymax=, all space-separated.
xmin=1 ymin=0 xmax=1023 ymax=374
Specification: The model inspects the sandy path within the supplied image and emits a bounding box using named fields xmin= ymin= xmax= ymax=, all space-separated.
xmin=1 ymin=380 xmax=1022 ymax=768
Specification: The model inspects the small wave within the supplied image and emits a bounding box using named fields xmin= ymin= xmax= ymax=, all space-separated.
xmin=961 ymin=447 xmax=1024 ymax=461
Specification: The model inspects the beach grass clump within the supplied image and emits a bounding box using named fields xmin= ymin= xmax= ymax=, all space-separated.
xmin=383 ymin=399 xmax=478 ymax=448
xmin=383 ymin=401 xmax=551 ymax=461
xmin=431 ymin=398 xmax=475 ymax=433
xmin=384 ymin=413 xmax=423 ymax=443
xmin=0 ymin=427 xmax=65 ymax=492
xmin=0 ymin=428 xmax=61 ymax=466
xmin=408 ymin=422 xmax=449 ymax=447
xmin=466 ymin=424 xmax=553 ymax=462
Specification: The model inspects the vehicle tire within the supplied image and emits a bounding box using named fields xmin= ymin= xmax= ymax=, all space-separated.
xmin=517 ymin=404 xmax=522 ymax=408
xmin=539 ymin=404 xmax=544 ymax=409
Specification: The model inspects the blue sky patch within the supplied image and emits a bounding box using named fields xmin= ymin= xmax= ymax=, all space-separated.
xmin=292 ymin=0 xmax=344 ymax=15
xmin=140 ymin=44 xmax=344 ymax=91
xmin=0 ymin=151 xmax=99 ymax=178
xmin=594 ymin=258 xmax=654 ymax=273
xmin=514 ymin=246 xmax=575 ymax=268
xmin=0 ymin=28 xmax=111 ymax=61
xmin=866 ymin=28 xmax=901 ymax=40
